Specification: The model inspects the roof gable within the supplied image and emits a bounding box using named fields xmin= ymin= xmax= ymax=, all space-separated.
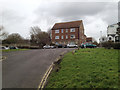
xmin=52 ymin=20 xmax=82 ymax=30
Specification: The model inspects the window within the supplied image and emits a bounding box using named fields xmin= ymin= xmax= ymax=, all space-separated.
xmin=70 ymin=35 xmax=75 ymax=39
xmin=110 ymin=25 xmax=114 ymax=27
xmin=61 ymin=35 xmax=64 ymax=39
xmin=66 ymin=35 xmax=68 ymax=39
xmin=109 ymin=37 xmax=111 ymax=40
xmin=61 ymin=29 xmax=63 ymax=33
xmin=70 ymin=28 xmax=75 ymax=32
xmin=55 ymin=36 xmax=59 ymax=39
xmin=55 ymin=30 xmax=59 ymax=33
xmin=66 ymin=29 xmax=68 ymax=33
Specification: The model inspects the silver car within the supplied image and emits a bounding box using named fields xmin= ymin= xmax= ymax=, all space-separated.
xmin=43 ymin=45 xmax=51 ymax=49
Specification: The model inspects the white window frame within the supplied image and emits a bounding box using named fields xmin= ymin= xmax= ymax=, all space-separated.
xmin=61 ymin=29 xmax=64 ymax=33
xmin=66 ymin=29 xmax=68 ymax=33
xmin=55 ymin=36 xmax=59 ymax=39
xmin=70 ymin=28 xmax=75 ymax=32
xmin=66 ymin=35 xmax=68 ymax=39
xmin=61 ymin=35 xmax=64 ymax=39
xmin=70 ymin=35 xmax=75 ymax=39
xmin=55 ymin=30 xmax=59 ymax=33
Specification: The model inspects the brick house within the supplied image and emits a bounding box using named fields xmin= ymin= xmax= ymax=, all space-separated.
xmin=51 ymin=20 xmax=86 ymax=45
xmin=86 ymin=37 xmax=93 ymax=43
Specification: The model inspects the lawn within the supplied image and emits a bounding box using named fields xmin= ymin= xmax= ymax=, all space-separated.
xmin=1 ymin=49 xmax=30 ymax=52
xmin=46 ymin=48 xmax=119 ymax=88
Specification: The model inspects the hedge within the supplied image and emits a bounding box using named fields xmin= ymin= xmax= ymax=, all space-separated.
xmin=101 ymin=42 xmax=120 ymax=49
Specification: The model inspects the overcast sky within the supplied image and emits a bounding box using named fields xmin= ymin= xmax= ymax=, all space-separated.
xmin=0 ymin=0 xmax=119 ymax=42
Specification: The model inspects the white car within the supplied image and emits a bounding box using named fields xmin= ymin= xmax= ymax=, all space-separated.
xmin=0 ymin=46 xmax=9 ymax=50
xmin=43 ymin=45 xmax=51 ymax=49
xmin=50 ymin=46 xmax=54 ymax=49
xmin=67 ymin=44 xmax=78 ymax=48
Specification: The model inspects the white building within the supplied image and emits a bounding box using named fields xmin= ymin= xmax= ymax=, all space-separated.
xmin=99 ymin=36 xmax=107 ymax=43
xmin=107 ymin=23 xmax=120 ymax=42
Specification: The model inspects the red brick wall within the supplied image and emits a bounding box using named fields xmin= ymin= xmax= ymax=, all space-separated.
xmin=52 ymin=28 xmax=79 ymax=41
xmin=51 ymin=25 xmax=85 ymax=45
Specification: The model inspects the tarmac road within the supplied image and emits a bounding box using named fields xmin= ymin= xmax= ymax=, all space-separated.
xmin=2 ymin=48 xmax=74 ymax=88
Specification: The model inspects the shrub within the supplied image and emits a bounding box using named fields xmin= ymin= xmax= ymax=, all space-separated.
xmin=17 ymin=46 xmax=30 ymax=49
xmin=112 ymin=43 xmax=120 ymax=49
xmin=102 ymin=41 xmax=120 ymax=49
xmin=17 ymin=45 xmax=41 ymax=49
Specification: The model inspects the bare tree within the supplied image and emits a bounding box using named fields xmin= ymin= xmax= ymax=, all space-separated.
xmin=0 ymin=26 xmax=8 ymax=40
xmin=30 ymin=26 xmax=51 ymax=48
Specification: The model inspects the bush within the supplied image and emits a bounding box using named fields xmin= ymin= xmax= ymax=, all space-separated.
xmin=29 ymin=46 xmax=40 ymax=49
xmin=102 ymin=42 xmax=120 ymax=49
xmin=17 ymin=45 xmax=41 ymax=49
xmin=113 ymin=43 xmax=120 ymax=49
xmin=17 ymin=46 xmax=30 ymax=49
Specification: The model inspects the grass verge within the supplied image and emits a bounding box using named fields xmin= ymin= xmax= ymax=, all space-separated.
xmin=1 ymin=49 xmax=30 ymax=52
xmin=46 ymin=48 xmax=119 ymax=88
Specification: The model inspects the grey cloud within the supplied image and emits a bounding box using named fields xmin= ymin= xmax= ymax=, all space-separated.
xmin=99 ymin=2 xmax=118 ymax=25
xmin=0 ymin=9 xmax=25 ymax=25
xmin=35 ymin=2 xmax=110 ymax=21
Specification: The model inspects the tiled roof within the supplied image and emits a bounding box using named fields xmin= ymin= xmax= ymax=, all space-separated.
xmin=51 ymin=20 xmax=82 ymax=30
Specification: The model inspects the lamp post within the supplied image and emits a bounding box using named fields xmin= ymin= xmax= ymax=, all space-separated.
xmin=100 ymin=31 xmax=102 ymax=47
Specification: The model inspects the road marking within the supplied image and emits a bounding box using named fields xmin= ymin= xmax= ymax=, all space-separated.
xmin=37 ymin=63 xmax=54 ymax=90
xmin=37 ymin=50 xmax=73 ymax=90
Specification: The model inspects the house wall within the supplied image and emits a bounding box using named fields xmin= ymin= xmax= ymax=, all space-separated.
xmin=79 ymin=22 xmax=85 ymax=44
xmin=86 ymin=37 xmax=92 ymax=43
xmin=107 ymin=24 xmax=119 ymax=42
xmin=107 ymin=24 xmax=118 ymax=35
xmin=51 ymin=27 xmax=84 ymax=45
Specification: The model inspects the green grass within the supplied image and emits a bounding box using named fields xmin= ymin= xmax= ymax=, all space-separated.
xmin=1 ymin=49 xmax=30 ymax=52
xmin=46 ymin=48 xmax=119 ymax=88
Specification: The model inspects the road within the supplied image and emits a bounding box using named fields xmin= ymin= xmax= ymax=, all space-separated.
xmin=2 ymin=48 xmax=74 ymax=88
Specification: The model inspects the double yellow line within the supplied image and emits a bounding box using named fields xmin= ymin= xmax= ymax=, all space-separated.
xmin=37 ymin=63 xmax=54 ymax=90
xmin=37 ymin=51 xmax=66 ymax=90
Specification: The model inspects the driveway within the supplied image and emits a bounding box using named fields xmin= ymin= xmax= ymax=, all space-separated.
xmin=2 ymin=48 xmax=74 ymax=88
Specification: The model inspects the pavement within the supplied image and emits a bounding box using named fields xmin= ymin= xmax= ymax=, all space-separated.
xmin=2 ymin=48 xmax=74 ymax=88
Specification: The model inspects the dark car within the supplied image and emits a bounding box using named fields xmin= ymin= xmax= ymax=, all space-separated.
xmin=9 ymin=46 xmax=18 ymax=49
xmin=81 ymin=43 xmax=97 ymax=48
xmin=57 ymin=44 xmax=63 ymax=48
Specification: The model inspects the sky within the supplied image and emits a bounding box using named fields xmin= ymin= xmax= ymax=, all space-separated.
xmin=0 ymin=0 xmax=119 ymax=42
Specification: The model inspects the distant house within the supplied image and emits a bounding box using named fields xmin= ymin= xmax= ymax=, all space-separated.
xmin=99 ymin=36 xmax=107 ymax=43
xmin=86 ymin=37 xmax=93 ymax=43
xmin=51 ymin=20 xmax=86 ymax=45
xmin=107 ymin=23 xmax=120 ymax=42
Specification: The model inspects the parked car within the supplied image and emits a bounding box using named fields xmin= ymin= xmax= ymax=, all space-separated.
xmin=0 ymin=46 xmax=9 ymax=50
xmin=81 ymin=43 xmax=97 ymax=48
xmin=43 ymin=45 xmax=51 ymax=49
xmin=9 ymin=46 xmax=18 ymax=49
xmin=50 ymin=45 xmax=55 ymax=49
xmin=67 ymin=44 xmax=78 ymax=48
xmin=43 ymin=45 xmax=55 ymax=49
xmin=57 ymin=44 xmax=63 ymax=48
